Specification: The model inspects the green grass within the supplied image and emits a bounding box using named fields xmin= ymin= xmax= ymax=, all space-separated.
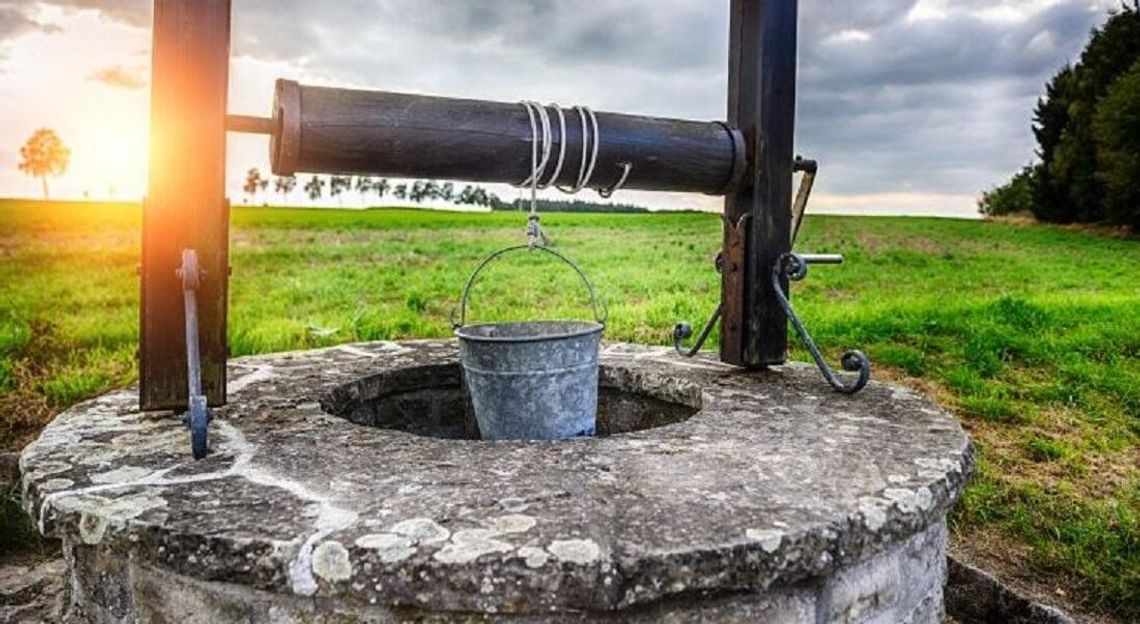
xmin=1 ymin=199 xmax=1137 ymax=617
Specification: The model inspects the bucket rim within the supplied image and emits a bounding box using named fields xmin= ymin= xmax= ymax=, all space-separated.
xmin=455 ymin=320 xmax=604 ymax=344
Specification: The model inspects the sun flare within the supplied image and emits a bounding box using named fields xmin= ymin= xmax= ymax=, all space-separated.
xmin=70 ymin=117 xmax=148 ymax=199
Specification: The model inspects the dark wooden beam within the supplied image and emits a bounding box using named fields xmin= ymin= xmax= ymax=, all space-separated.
xmin=269 ymin=80 xmax=745 ymax=196
xmin=722 ymin=0 xmax=798 ymax=367
xmin=141 ymin=0 xmax=231 ymax=410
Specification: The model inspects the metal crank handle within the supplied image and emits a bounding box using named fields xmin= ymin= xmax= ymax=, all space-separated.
xmin=773 ymin=253 xmax=871 ymax=395
xmin=799 ymin=254 xmax=843 ymax=265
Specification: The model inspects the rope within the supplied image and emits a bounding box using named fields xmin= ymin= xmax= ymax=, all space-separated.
xmin=516 ymin=101 xmax=633 ymax=248
xmin=556 ymin=105 xmax=601 ymax=194
xmin=544 ymin=105 xmax=568 ymax=188
xmin=519 ymin=101 xmax=551 ymax=248
xmin=518 ymin=101 xmax=552 ymax=188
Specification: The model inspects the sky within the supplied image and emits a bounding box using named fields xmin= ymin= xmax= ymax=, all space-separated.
xmin=0 ymin=0 xmax=1121 ymax=217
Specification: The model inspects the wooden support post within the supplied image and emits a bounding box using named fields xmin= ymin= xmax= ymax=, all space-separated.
xmin=722 ymin=0 xmax=798 ymax=367
xmin=141 ymin=0 xmax=231 ymax=410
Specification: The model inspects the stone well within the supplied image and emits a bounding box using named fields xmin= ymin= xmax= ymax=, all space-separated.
xmin=20 ymin=341 xmax=973 ymax=623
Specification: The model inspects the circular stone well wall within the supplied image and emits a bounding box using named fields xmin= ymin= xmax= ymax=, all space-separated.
xmin=20 ymin=341 xmax=973 ymax=623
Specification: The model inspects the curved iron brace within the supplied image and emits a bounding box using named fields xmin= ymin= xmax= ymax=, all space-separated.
xmin=674 ymin=213 xmax=749 ymax=358
xmin=773 ymin=253 xmax=871 ymax=395
xmin=674 ymin=302 xmax=723 ymax=357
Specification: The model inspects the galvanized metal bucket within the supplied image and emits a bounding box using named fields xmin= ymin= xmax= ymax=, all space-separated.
xmin=454 ymin=245 xmax=607 ymax=441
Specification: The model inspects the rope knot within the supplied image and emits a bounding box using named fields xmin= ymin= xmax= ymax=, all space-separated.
xmin=527 ymin=213 xmax=549 ymax=249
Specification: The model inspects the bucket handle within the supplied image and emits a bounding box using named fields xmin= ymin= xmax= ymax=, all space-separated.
xmin=454 ymin=245 xmax=608 ymax=328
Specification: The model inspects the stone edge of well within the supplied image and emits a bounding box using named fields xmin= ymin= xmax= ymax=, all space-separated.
xmin=16 ymin=341 xmax=976 ymax=613
xmin=0 ymin=551 xmax=1082 ymax=624
xmin=945 ymin=555 xmax=1076 ymax=624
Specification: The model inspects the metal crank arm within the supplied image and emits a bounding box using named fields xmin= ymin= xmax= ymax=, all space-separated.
xmin=773 ymin=253 xmax=871 ymax=395
xmin=177 ymin=249 xmax=211 ymax=459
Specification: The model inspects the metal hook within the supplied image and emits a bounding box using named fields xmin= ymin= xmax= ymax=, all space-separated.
xmin=598 ymin=162 xmax=632 ymax=198
xmin=772 ymin=253 xmax=871 ymax=395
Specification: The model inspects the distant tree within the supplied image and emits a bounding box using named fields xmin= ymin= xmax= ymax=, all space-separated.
xmin=274 ymin=175 xmax=297 ymax=205
xmin=243 ymin=168 xmax=268 ymax=204
xmin=438 ymin=182 xmax=455 ymax=202
xmin=374 ymin=178 xmax=390 ymax=201
xmin=456 ymin=184 xmax=492 ymax=206
xmin=472 ymin=187 xmax=490 ymax=207
xmin=329 ymin=175 xmax=351 ymax=206
xmin=1030 ymin=65 xmax=1076 ymax=223
xmin=409 ymin=180 xmax=428 ymax=203
xmin=18 ymin=128 xmax=70 ymax=200
xmin=393 ymin=183 xmax=408 ymax=200
xmin=423 ymin=180 xmax=441 ymax=201
xmin=304 ymin=175 xmax=326 ymax=204
xmin=985 ymin=3 xmax=1140 ymax=230
xmin=1093 ymin=58 xmax=1140 ymax=229
xmin=354 ymin=176 xmax=372 ymax=206
xmin=978 ymin=165 xmax=1037 ymax=217
xmin=1033 ymin=3 xmax=1140 ymax=224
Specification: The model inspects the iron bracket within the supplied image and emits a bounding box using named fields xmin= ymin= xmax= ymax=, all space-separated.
xmin=674 ymin=215 xmax=748 ymax=357
xmin=773 ymin=253 xmax=871 ymax=394
xmin=177 ymin=249 xmax=211 ymax=459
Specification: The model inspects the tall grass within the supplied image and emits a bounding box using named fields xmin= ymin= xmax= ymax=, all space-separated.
xmin=0 ymin=200 xmax=1137 ymax=616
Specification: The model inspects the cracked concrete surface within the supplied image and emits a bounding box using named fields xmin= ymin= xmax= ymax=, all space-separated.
xmin=19 ymin=340 xmax=973 ymax=621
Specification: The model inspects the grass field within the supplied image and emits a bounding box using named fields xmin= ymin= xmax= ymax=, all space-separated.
xmin=1 ymin=199 xmax=1137 ymax=618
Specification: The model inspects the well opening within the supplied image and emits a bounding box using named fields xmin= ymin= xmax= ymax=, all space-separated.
xmin=320 ymin=362 xmax=703 ymax=440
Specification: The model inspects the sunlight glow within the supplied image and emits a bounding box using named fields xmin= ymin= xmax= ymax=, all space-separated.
xmin=70 ymin=116 xmax=148 ymax=199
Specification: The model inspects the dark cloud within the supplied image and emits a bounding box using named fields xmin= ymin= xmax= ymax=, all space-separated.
xmin=804 ymin=2 xmax=1099 ymax=87
xmin=0 ymin=2 xmax=61 ymax=60
xmin=88 ymin=64 xmax=145 ymax=89
xmin=17 ymin=0 xmax=1117 ymax=203
xmin=796 ymin=1 xmax=1106 ymax=194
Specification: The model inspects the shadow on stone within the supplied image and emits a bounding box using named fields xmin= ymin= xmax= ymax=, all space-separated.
xmin=320 ymin=363 xmax=703 ymax=440
xmin=945 ymin=556 xmax=1075 ymax=624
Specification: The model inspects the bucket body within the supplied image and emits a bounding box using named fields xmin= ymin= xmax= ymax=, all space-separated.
xmin=456 ymin=320 xmax=603 ymax=441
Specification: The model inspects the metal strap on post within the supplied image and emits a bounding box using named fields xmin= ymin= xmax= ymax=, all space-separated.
xmin=177 ymin=249 xmax=211 ymax=459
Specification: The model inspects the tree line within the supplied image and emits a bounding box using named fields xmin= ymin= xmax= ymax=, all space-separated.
xmin=242 ymin=168 xmax=504 ymax=208
xmin=980 ymin=3 xmax=1140 ymax=231
xmin=243 ymin=169 xmax=651 ymax=213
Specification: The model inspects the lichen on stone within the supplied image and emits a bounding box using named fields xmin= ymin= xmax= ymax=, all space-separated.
xmin=548 ymin=539 xmax=601 ymax=565
xmin=312 ymin=540 xmax=352 ymax=582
